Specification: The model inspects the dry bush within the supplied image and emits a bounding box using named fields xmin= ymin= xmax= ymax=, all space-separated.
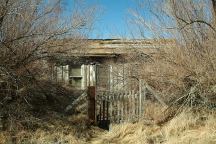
xmin=0 ymin=79 xmax=100 ymax=143
xmin=0 ymin=0 xmax=96 ymax=103
xmin=130 ymin=0 xmax=216 ymax=107
xmin=0 ymin=80 xmax=92 ymax=143
xmin=138 ymin=39 xmax=216 ymax=103
xmin=0 ymin=1 xmax=97 ymax=142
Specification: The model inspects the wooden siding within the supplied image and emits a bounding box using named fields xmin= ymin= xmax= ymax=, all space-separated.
xmin=54 ymin=64 xmax=96 ymax=90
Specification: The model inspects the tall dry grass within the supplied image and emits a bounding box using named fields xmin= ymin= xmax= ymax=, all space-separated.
xmin=0 ymin=114 xmax=102 ymax=144
xmin=91 ymin=109 xmax=216 ymax=144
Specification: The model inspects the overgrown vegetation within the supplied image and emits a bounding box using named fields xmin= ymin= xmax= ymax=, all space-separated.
xmin=1 ymin=0 xmax=216 ymax=143
xmin=91 ymin=109 xmax=216 ymax=144
xmin=0 ymin=0 xmax=96 ymax=143
xmin=131 ymin=0 xmax=216 ymax=108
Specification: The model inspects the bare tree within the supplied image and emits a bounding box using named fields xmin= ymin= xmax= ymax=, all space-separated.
xmin=0 ymin=0 xmax=96 ymax=99
xmin=129 ymin=0 xmax=216 ymax=106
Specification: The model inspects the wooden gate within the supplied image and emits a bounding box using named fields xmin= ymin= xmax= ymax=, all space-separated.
xmin=96 ymin=79 xmax=147 ymax=124
xmin=87 ymin=80 xmax=167 ymax=130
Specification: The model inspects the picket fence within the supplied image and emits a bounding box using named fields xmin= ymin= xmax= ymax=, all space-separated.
xmin=96 ymin=89 xmax=146 ymax=123
xmin=95 ymin=80 xmax=168 ymax=128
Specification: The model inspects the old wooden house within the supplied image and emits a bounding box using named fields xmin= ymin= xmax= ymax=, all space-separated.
xmin=50 ymin=39 xmax=173 ymax=91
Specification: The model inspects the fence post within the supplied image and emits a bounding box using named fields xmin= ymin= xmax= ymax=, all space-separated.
xmin=143 ymin=84 xmax=146 ymax=117
xmin=88 ymin=86 xmax=96 ymax=124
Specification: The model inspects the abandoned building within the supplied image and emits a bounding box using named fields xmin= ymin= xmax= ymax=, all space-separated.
xmin=50 ymin=39 xmax=174 ymax=91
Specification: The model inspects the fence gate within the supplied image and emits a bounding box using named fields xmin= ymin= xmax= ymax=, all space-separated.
xmin=87 ymin=80 xmax=167 ymax=130
xmin=87 ymin=79 xmax=149 ymax=130
xmin=96 ymin=88 xmax=146 ymax=125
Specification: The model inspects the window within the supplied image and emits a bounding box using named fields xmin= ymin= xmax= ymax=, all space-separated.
xmin=69 ymin=65 xmax=82 ymax=88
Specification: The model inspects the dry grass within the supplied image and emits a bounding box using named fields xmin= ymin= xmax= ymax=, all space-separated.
xmin=2 ymin=94 xmax=214 ymax=144
xmin=0 ymin=114 xmax=103 ymax=144
xmin=0 ymin=129 xmax=85 ymax=144
xmin=162 ymin=111 xmax=216 ymax=144
xmin=91 ymin=109 xmax=216 ymax=144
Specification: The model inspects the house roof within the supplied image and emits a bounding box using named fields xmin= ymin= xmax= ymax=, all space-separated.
xmin=73 ymin=39 xmax=174 ymax=56
xmin=47 ymin=39 xmax=175 ymax=63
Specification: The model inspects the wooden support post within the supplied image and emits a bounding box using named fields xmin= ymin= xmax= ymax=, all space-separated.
xmin=88 ymin=86 xmax=96 ymax=124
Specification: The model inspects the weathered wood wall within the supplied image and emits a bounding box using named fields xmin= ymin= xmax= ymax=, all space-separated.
xmin=53 ymin=64 xmax=96 ymax=89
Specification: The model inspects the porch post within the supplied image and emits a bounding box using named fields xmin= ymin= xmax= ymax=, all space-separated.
xmin=88 ymin=86 xmax=96 ymax=124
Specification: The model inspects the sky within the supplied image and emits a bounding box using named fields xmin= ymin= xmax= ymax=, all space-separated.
xmin=85 ymin=0 xmax=137 ymax=39
xmin=63 ymin=0 xmax=154 ymax=39
xmin=60 ymin=0 xmax=213 ymax=39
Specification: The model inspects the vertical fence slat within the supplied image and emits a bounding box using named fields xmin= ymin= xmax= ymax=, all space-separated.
xmin=131 ymin=91 xmax=135 ymax=121
xmin=113 ymin=93 xmax=117 ymax=123
xmin=142 ymin=84 xmax=146 ymax=118
xmin=121 ymin=93 xmax=124 ymax=122
xmin=99 ymin=103 xmax=102 ymax=121
xmin=128 ymin=91 xmax=131 ymax=121
xmin=109 ymin=92 xmax=113 ymax=122
xmin=102 ymin=100 xmax=105 ymax=120
xmin=123 ymin=93 xmax=128 ymax=121
xmin=129 ymin=91 xmax=132 ymax=121
xmin=107 ymin=101 xmax=109 ymax=120
xmin=139 ymin=79 xmax=142 ymax=120
xmin=125 ymin=92 xmax=129 ymax=122
xmin=136 ymin=92 xmax=139 ymax=120
xmin=118 ymin=93 xmax=121 ymax=123
xmin=128 ymin=92 xmax=131 ymax=122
